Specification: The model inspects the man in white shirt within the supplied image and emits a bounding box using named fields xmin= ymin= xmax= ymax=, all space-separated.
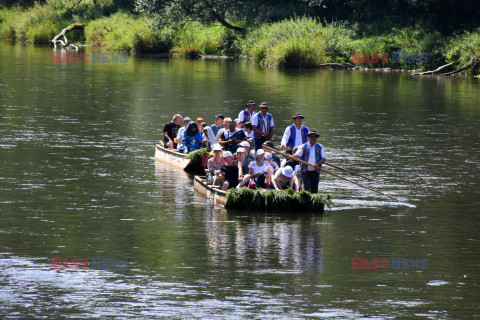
xmin=251 ymin=102 xmax=274 ymax=152
xmin=280 ymin=113 xmax=309 ymax=150
xmin=289 ymin=129 xmax=326 ymax=193
xmin=238 ymin=100 xmax=256 ymax=124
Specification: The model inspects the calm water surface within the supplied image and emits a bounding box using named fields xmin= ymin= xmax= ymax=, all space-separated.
xmin=0 ymin=42 xmax=479 ymax=319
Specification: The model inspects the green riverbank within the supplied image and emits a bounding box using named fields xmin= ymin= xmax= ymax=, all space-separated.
xmin=1 ymin=3 xmax=479 ymax=75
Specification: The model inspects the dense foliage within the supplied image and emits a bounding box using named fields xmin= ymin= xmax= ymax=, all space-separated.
xmin=1 ymin=0 xmax=479 ymax=74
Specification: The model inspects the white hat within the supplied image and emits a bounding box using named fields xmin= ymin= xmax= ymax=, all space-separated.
xmin=256 ymin=149 xmax=265 ymax=155
xmin=282 ymin=166 xmax=294 ymax=178
xmin=223 ymin=151 xmax=233 ymax=157
xmin=239 ymin=141 xmax=250 ymax=148
xmin=212 ymin=145 xmax=223 ymax=151
xmin=236 ymin=147 xmax=246 ymax=153
xmin=265 ymin=152 xmax=272 ymax=159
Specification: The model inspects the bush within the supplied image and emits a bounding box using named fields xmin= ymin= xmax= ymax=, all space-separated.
xmin=171 ymin=21 xmax=227 ymax=57
xmin=347 ymin=27 xmax=447 ymax=69
xmin=446 ymin=28 xmax=480 ymax=75
xmin=85 ymin=12 xmax=173 ymax=53
xmin=241 ymin=17 xmax=354 ymax=68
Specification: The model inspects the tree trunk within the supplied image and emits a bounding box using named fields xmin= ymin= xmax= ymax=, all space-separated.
xmin=210 ymin=10 xmax=247 ymax=35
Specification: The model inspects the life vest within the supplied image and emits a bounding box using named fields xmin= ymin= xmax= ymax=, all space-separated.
xmin=286 ymin=125 xmax=309 ymax=149
xmin=254 ymin=112 xmax=272 ymax=138
xmin=300 ymin=142 xmax=324 ymax=173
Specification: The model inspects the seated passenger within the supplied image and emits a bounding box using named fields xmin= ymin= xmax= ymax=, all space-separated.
xmin=243 ymin=122 xmax=254 ymax=144
xmin=272 ymin=166 xmax=295 ymax=190
xmin=163 ymin=114 xmax=182 ymax=149
xmin=202 ymin=126 xmax=218 ymax=150
xmin=219 ymin=117 xmax=247 ymax=154
xmin=220 ymin=151 xmax=239 ymax=190
xmin=236 ymin=149 xmax=271 ymax=189
xmin=179 ymin=122 xmax=202 ymax=153
xmin=265 ymin=152 xmax=279 ymax=175
xmin=239 ymin=141 xmax=254 ymax=165
xmin=176 ymin=117 xmax=192 ymax=140
xmin=206 ymin=145 xmax=225 ymax=186
xmin=235 ymin=147 xmax=249 ymax=179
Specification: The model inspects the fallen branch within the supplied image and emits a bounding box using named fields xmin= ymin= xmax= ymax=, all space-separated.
xmin=412 ymin=62 xmax=454 ymax=75
xmin=317 ymin=63 xmax=355 ymax=69
xmin=49 ymin=23 xmax=85 ymax=50
xmin=441 ymin=64 xmax=470 ymax=76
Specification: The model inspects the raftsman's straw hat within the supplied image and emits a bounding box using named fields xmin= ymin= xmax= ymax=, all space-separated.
xmin=307 ymin=129 xmax=320 ymax=137
xmin=282 ymin=166 xmax=294 ymax=178
xmin=259 ymin=102 xmax=269 ymax=108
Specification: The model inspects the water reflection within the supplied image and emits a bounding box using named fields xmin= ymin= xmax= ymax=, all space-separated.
xmin=202 ymin=209 xmax=324 ymax=273
xmin=153 ymin=160 xmax=192 ymax=206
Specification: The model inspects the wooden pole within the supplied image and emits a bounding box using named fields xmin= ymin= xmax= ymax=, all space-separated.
xmin=276 ymin=146 xmax=375 ymax=181
xmin=264 ymin=146 xmax=400 ymax=201
xmin=324 ymin=162 xmax=375 ymax=181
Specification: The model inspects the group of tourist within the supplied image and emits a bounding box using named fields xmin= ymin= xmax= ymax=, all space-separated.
xmin=162 ymin=100 xmax=326 ymax=193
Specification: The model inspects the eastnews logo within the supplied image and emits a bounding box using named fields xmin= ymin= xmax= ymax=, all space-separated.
xmin=51 ymin=257 xmax=129 ymax=270
xmin=351 ymin=51 xmax=429 ymax=64
xmin=351 ymin=257 xmax=428 ymax=270
xmin=51 ymin=51 xmax=128 ymax=63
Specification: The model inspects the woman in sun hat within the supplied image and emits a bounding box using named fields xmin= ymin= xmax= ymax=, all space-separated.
xmin=206 ymin=144 xmax=225 ymax=186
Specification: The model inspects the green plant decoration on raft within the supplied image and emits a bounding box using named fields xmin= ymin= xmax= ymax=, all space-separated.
xmin=185 ymin=148 xmax=209 ymax=162
xmin=225 ymin=187 xmax=332 ymax=212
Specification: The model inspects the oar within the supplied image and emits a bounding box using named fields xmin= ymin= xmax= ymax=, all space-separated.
xmin=265 ymin=146 xmax=400 ymax=201
xmin=278 ymin=146 xmax=375 ymax=181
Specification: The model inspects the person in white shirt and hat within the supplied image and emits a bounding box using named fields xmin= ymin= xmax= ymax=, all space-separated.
xmin=280 ymin=113 xmax=309 ymax=150
xmin=272 ymin=166 xmax=295 ymax=190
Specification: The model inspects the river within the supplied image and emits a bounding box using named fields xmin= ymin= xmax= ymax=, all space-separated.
xmin=1 ymin=42 xmax=479 ymax=319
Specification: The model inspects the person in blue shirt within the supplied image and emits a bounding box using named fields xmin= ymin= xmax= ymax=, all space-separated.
xmin=210 ymin=114 xmax=224 ymax=136
xmin=179 ymin=122 xmax=202 ymax=153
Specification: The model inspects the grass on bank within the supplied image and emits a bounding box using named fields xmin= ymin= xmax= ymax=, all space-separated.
xmin=85 ymin=12 xmax=173 ymax=53
xmin=171 ymin=21 xmax=230 ymax=58
xmin=241 ymin=17 xmax=354 ymax=68
xmin=0 ymin=4 xmax=78 ymax=43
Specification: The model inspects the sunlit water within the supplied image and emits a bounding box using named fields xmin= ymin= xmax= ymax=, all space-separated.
xmin=1 ymin=42 xmax=479 ymax=319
